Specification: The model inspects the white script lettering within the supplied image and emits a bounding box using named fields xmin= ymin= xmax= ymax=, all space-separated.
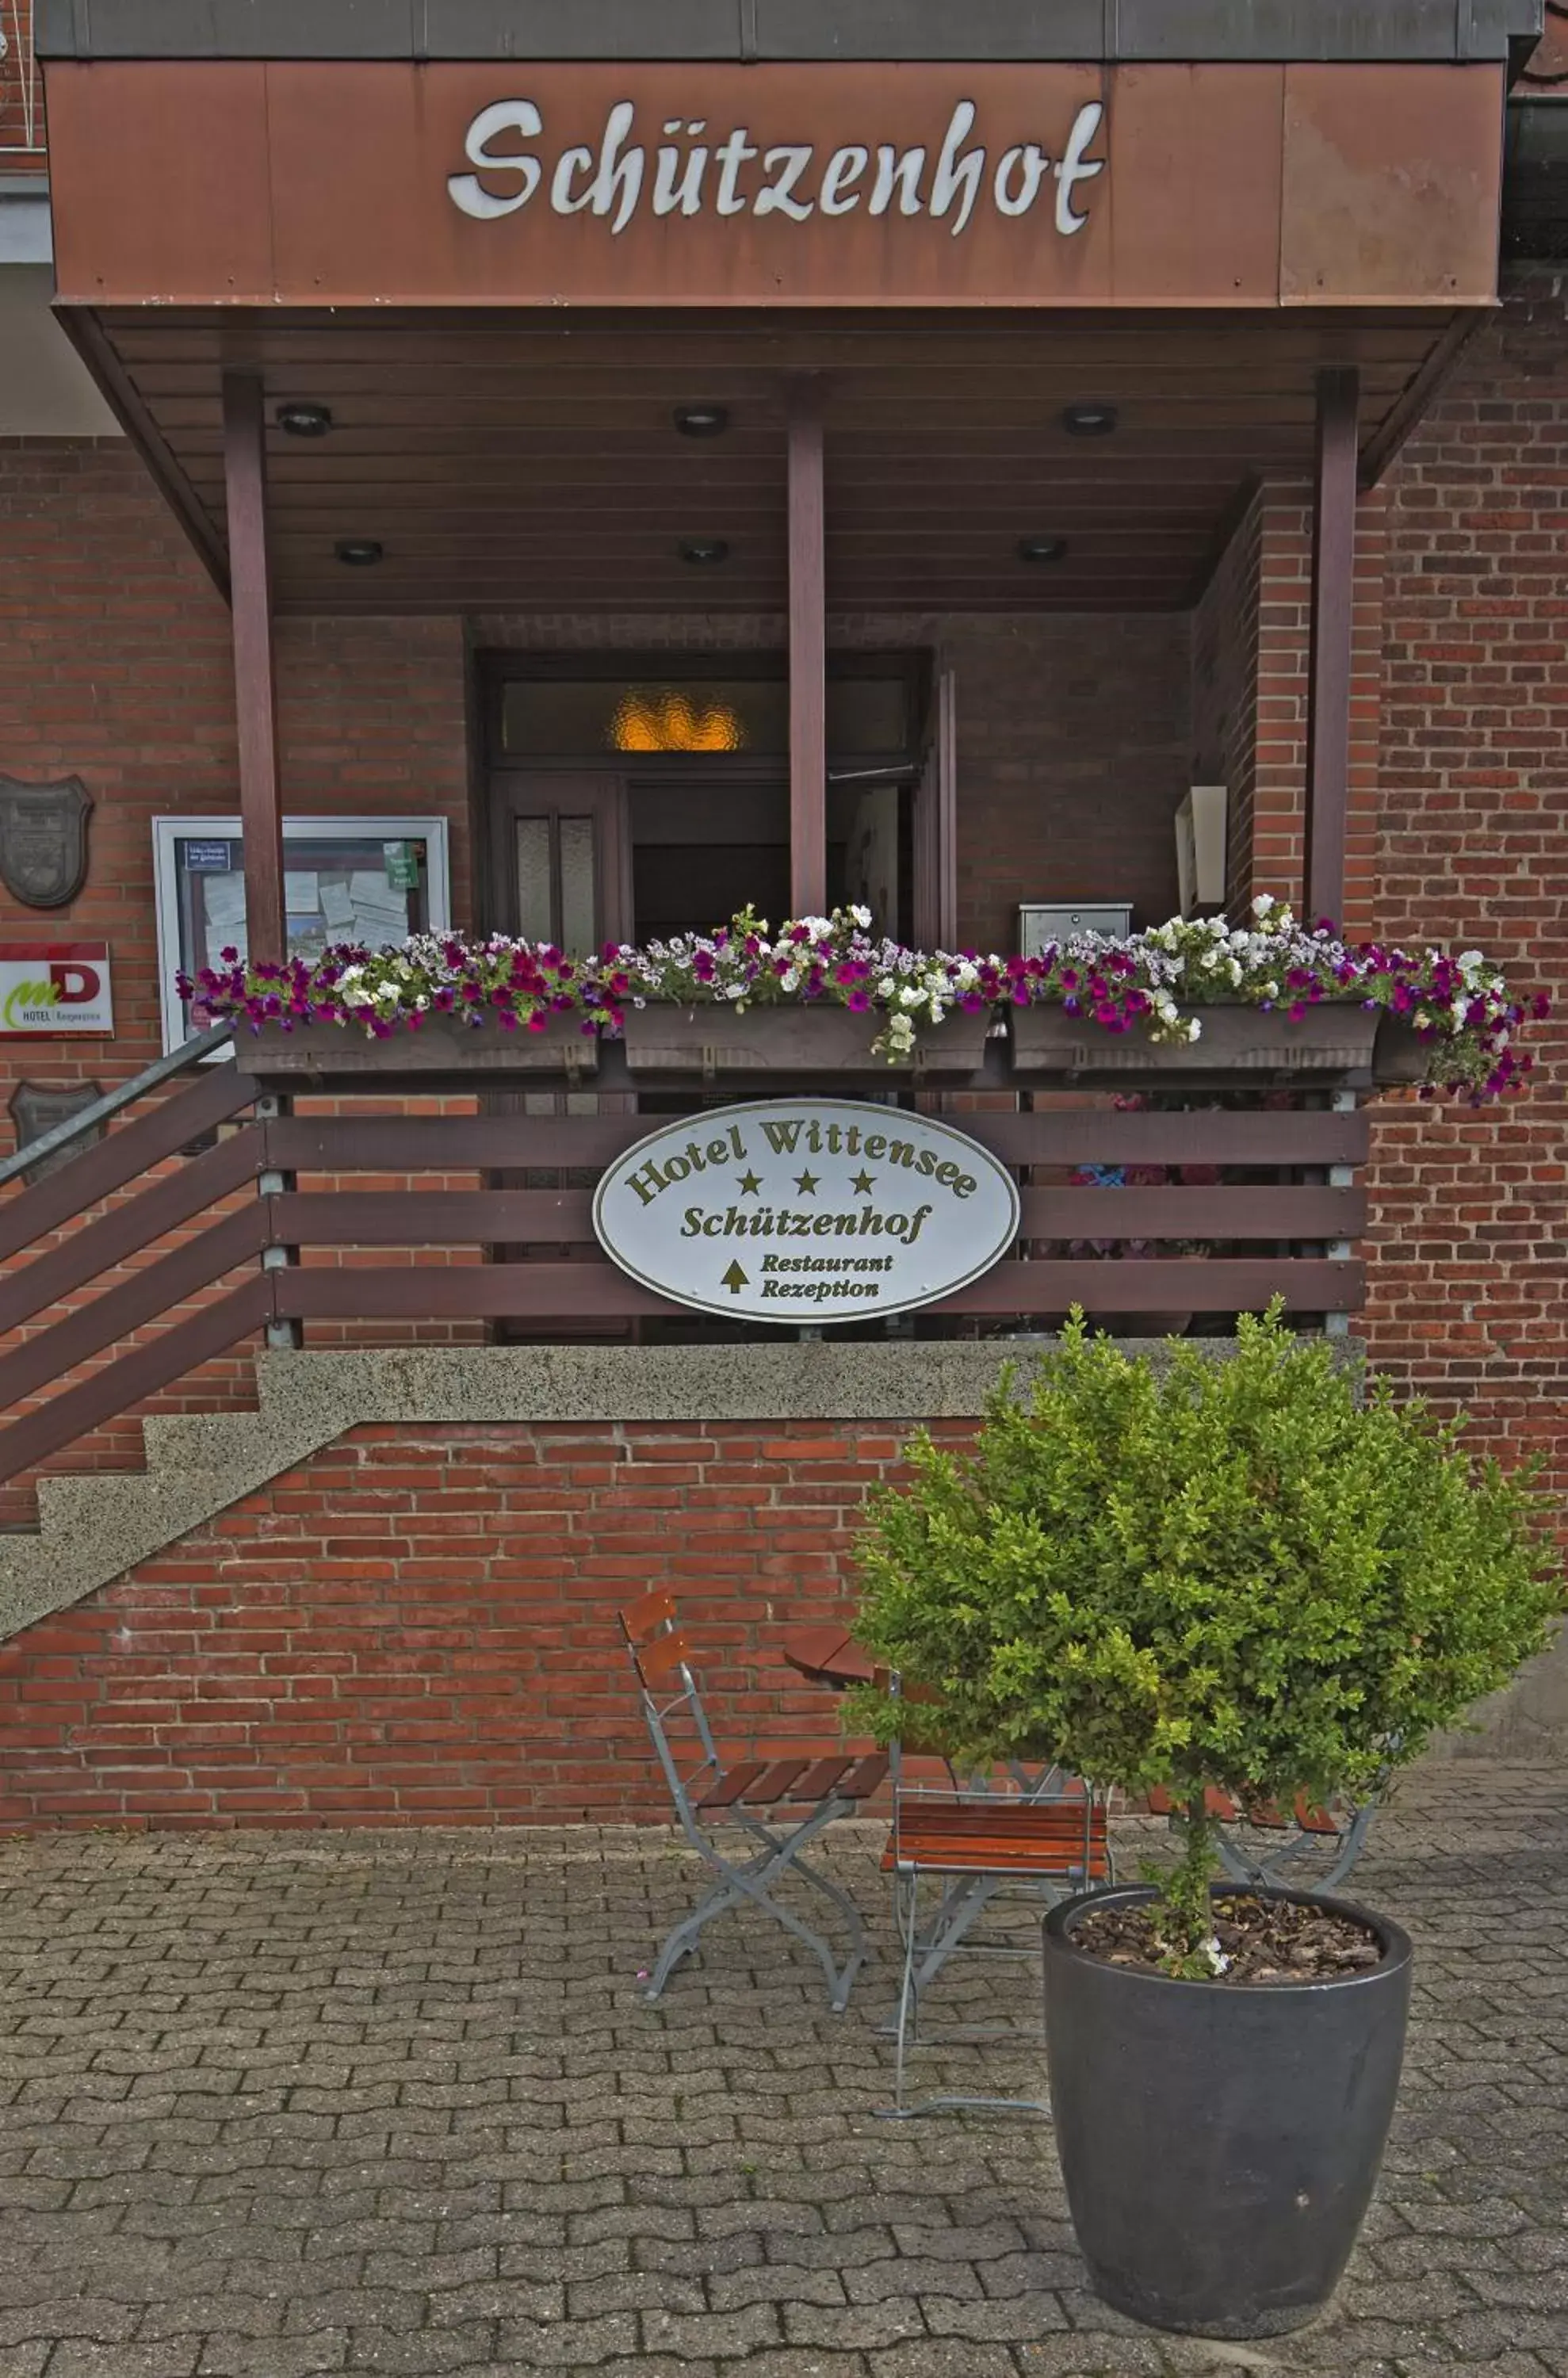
xmin=818 ymin=144 xmax=868 ymax=216
xmin=448 ymin=99 xmax=544 ymax=219
xmin=1055 ymin=101 xmax=1106 ymax=234
xmin=446 ymin=95 xmax=1109 ymax=235
xmin=653 ymin=120 xmax=709 ymax=216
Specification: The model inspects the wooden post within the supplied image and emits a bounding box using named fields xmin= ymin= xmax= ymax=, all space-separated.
xmin=1304 ymin=366 xmax=1360 ymax=931
xmin=221 ymin=370 xmax=285 ymax=967
xmin=787 ymin=378 xmax=827 ymax=919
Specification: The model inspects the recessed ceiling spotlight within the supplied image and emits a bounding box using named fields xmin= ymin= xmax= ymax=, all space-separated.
xmin=678 ymin=537 xmax=731 ymax=565
xmin=1017 ymin=535 xmax=1069 ymax=564
xmin=277 ymin=402 xmax=335 ymax=438
xmin=674 ymin=405 xmax=731 ymax=438
xmin=334 ymin=538 xmax=384 ymax=567
xmin=1062 ymin=401 xmax=1119 ymax=438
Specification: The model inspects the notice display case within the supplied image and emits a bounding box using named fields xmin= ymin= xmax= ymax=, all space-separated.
xmin=153 ymin=815 xmax=452 ymax=1051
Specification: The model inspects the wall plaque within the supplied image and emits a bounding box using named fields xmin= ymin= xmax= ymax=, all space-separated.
xmin=593 ymin=1097 xmax=1019 ymax=1325
xmin=0 ymin=775 xmax=93 ymax=908
xmin=7 ymin=1080 xmax=105 ymax=1185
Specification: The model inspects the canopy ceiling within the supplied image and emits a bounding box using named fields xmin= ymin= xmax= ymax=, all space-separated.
xmin=71 ymin=303 xmax=1467 ymax=616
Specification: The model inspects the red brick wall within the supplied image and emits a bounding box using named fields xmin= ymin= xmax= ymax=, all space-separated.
xmin=0 ymin=1418 xmax=963 ymax=1829
xmin=0 ymin=438 xmax=472 ymax=1099
xmin=1360 ymin=274 xmax=1568 ymax=1501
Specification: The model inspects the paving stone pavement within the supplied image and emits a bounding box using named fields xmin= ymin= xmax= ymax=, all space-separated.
xmin=0 ymin=1762 xmax=1564 ymax=2378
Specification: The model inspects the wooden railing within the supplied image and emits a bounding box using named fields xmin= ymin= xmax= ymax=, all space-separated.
xmin=0 ymin=1056 xmax=1371 ymax=1493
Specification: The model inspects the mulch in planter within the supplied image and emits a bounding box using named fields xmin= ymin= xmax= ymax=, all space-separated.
xmin=1069 ymin=1891 xmax=1385 ymax=1984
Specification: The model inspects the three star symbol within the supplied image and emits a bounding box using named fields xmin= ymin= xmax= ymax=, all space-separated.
xmin=849 ymin=1169 xmax=878 ymax=1196
xmin=794 ymin=1169 xmax=820 ymax=1195
xmin=737 ymin=1169 xmax=763 ymax=1195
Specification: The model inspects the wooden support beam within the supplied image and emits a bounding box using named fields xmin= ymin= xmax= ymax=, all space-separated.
xmin=787 ymin=377 xmax=827 ymax=919
xmin=1304 ymin=365 xmax=1359 ymax=931
xmin=221 ymin=370 xmax=286 ymax=967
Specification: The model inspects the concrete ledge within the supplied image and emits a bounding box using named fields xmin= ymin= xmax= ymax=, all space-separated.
xmin=252 ymin=1336 xmax=1081 ymax=1432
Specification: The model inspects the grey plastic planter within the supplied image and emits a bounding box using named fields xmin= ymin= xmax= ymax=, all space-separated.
xmin=1042 ymin=1884 xmax=1413 ymax=2338
xmin=233 ymin=1012 xmax=599 ymax=1076
xmin=621 ymin=1002 xmax=992 ymax=1078
xmin=1371 ymin=1016 xmax=1432 ymax=1086
xmin=1009 ymin=1002 xmax=1382 ymax=1080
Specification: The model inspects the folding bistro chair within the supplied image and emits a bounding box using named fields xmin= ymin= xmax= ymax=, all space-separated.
xmin=1145 ymin=1783 xmax=1382 ymax=1895
xmin=880 ymin=1775 xmax=1113 ymax=2118
xmin=621 ymin=1591 xmax=889 ymax=2012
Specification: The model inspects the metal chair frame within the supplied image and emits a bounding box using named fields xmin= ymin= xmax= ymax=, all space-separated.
xmin=880 ymin=1773 xmax=1114 ymax=2120
xmin=1145 ymin=1783 xmax=1383 ymax=1896
xmin=621 ymin=1592 xmax=885 ymax=2013
xmin=1214 ymin=1801 xmax=1379 ymax=1893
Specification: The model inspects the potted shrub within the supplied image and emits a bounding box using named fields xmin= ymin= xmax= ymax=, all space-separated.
xmin=848 ymin=1309 xmax=1558 ymax=2339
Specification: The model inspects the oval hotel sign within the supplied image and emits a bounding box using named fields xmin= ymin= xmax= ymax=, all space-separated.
xmin=593 ymin=1099 xmax=1019 ymax=1326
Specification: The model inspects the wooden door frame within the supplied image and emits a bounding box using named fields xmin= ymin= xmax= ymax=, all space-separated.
xmin=474 ymin=646 xmax=935 ymax=939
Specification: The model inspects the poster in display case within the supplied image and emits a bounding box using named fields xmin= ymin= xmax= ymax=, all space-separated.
xmin=152 ymin=815 xmax=452 ymax=1052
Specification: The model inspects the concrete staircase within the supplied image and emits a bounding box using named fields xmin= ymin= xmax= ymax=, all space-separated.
xmin=0 ymin=1354 xmax=363 ymax=1643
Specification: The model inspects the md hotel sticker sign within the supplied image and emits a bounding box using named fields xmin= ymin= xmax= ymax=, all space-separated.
xmin=593 ymin=1100 xmax=1019 ymax=1325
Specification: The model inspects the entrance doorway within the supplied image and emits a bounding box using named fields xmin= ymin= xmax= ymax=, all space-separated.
xmin=480 ymin=653 xmax=928 ymax=948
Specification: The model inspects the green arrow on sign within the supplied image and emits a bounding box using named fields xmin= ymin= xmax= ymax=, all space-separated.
xmin=721 ymin=1260 xmax=749 ymax=1294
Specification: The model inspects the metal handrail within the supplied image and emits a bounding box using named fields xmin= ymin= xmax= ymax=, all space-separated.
xmin=0 ymin=1023 xmax=235 ymax=1191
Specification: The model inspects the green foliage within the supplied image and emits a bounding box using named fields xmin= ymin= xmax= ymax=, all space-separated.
xmin=848 ymin=1306 xmax=1560 ymax=1964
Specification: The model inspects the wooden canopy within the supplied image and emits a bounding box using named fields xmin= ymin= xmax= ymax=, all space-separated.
xmin=71 ymin=302 xmax=1466 ymax=616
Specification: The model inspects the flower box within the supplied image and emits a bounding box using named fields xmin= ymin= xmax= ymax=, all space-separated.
xmin=1008 ymin=1002 xmax=1382 ymax=1080
xmin=621 ymin=1001 xmax=992 ymax=1079
xmin=232 ymin=1012 xmax=599 ymax=1079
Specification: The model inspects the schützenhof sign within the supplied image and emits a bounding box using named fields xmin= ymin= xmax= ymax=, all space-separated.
xmin=449 ymin=96 xmax=1105 ymax=237
xmin=592 ymin=1099 xmax=1020 ymax=1325
xmin=42 ymin=62 xmax=1509 ymax=310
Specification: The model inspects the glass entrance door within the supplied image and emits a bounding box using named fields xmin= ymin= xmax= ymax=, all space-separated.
xmin=488 ymin=773 xmax=631 ymax=952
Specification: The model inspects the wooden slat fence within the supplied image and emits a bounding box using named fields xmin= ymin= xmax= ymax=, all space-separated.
xmin=0 ymin=1077 xmax=1371 ymax=1491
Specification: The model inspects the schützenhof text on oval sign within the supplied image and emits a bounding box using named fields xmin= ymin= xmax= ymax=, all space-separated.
xmin=592 ymin=1098 xmax=1019 ymax=1325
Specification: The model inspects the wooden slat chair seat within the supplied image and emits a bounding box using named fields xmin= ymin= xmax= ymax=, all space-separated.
xmin=700 ymin=1753 xmax=889 ymax=1812
xmin=619 ymin=1589 xmax=885 ymax=2013
xmin=884 ymin=1798 xmax=1111 ymax=1882
xmin=1143 ymin=1784 xmax=1380 ymax=1893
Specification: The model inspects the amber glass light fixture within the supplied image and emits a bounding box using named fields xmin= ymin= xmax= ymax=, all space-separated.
xmin=610 ymin=689 xmax=746 ymax=753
